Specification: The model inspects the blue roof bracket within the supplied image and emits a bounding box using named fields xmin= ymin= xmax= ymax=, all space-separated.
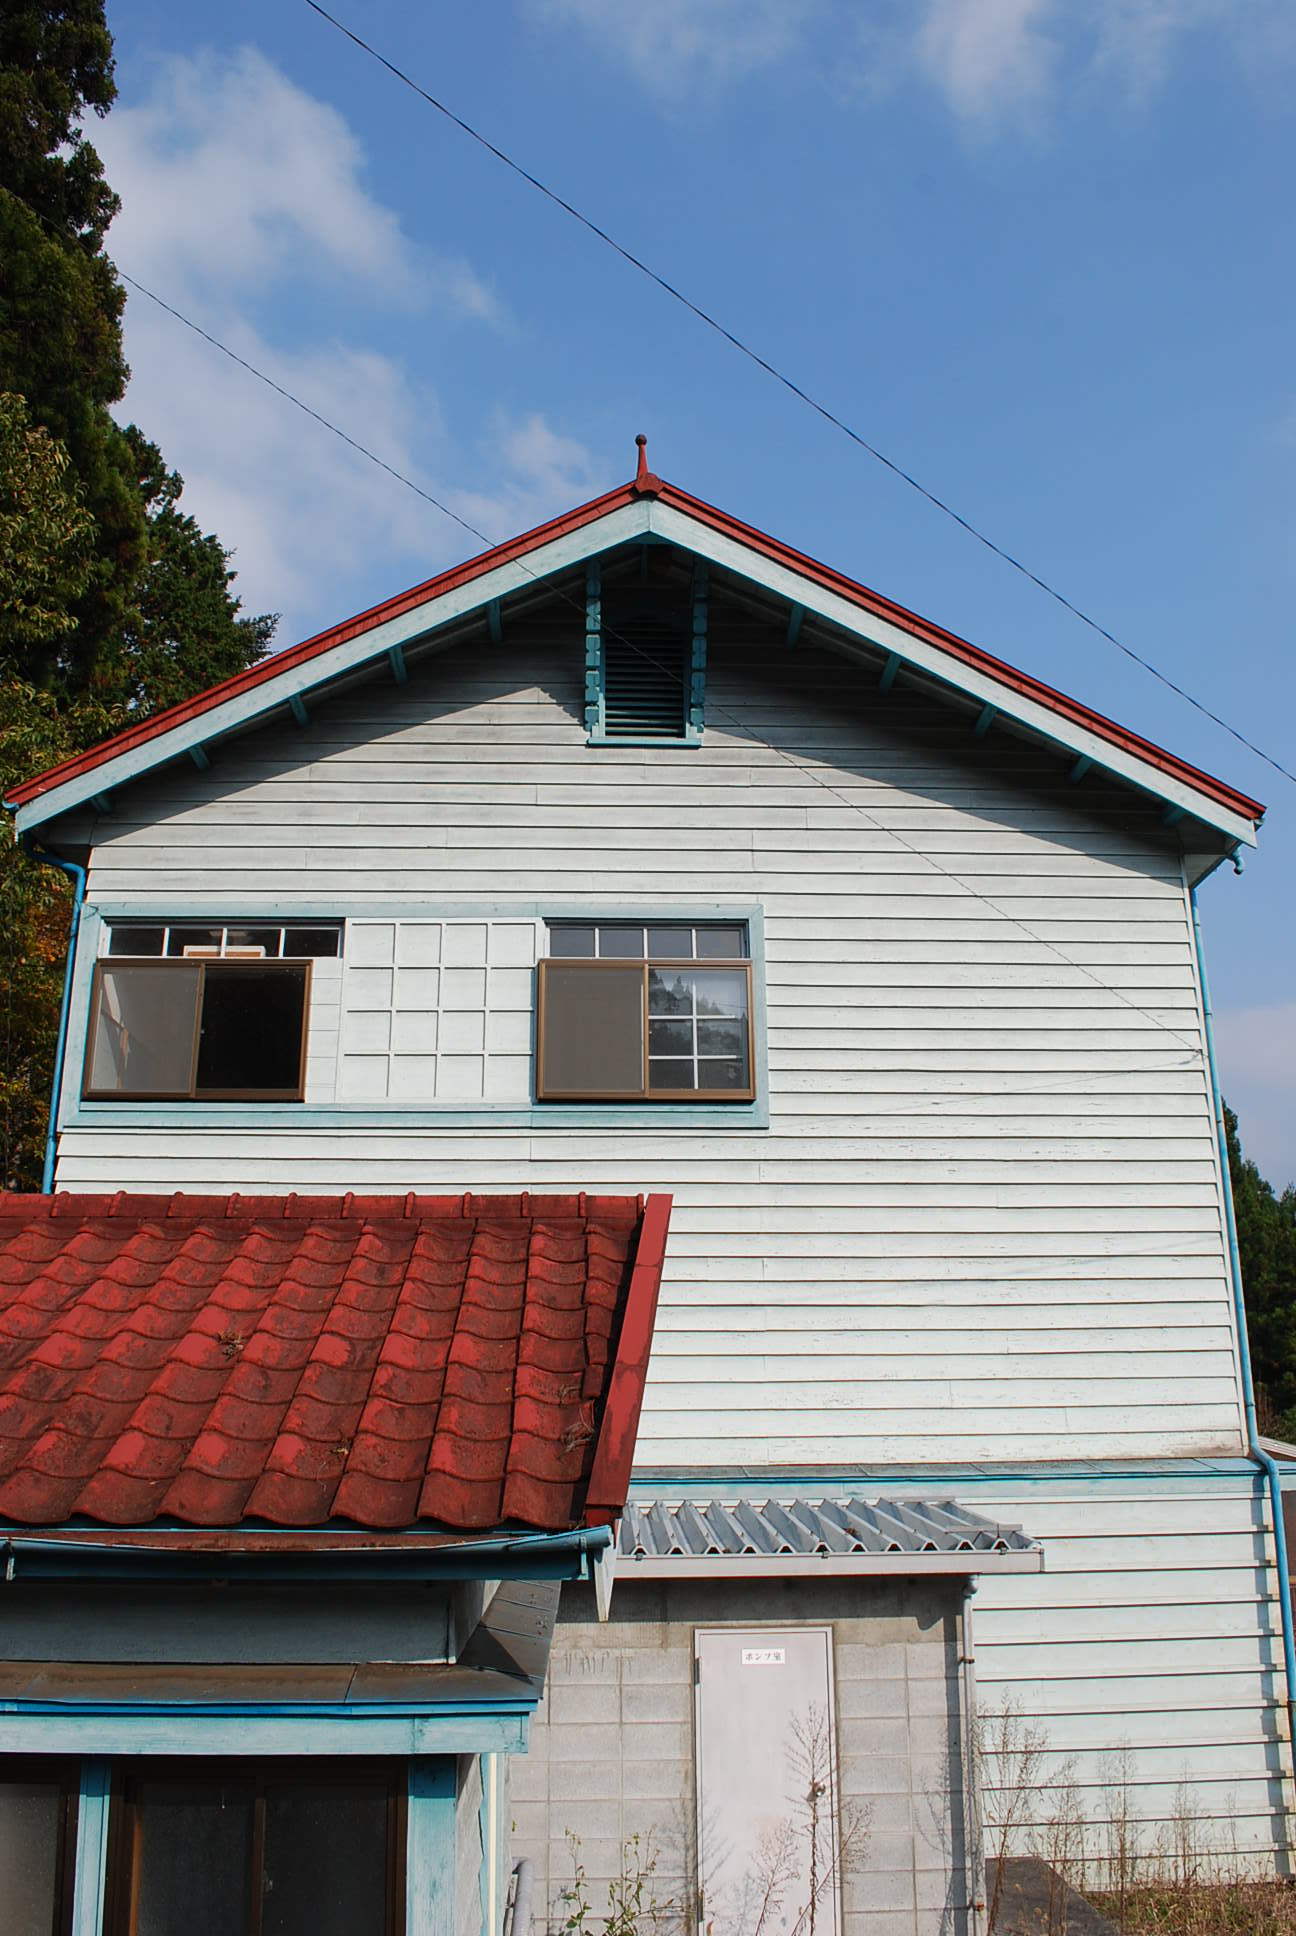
xmin=1068 ymin=755 xmax=1094 ymax=784
xmin=785 ymin=605 xmax=804 ymax=648
xmin=288 ymin=695 xmax=310 ymax=728
xmin=1162 ymin=804 xmax=1187 ymax=827
xmin=878 ymin=651 xmax=900 ymax=693
xmin=387 ymin=645 xmax=409 ymax=686
xmin=487 ymin=600 xmax=502 ymax=646
xmin=91 ymin=792 xmax=113 ymax=815
xmin=973 ymin=703 xmax=997 ymax=739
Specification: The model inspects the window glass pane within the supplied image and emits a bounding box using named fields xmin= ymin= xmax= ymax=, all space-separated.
xmin=695 ymin=925 xmax=745 ymax=959
xmin=88 ymin=964 xmax=200 ymax=1096
xmin=693 ymin=968 xmax=747 ymax=1017
xmin=648 ymin=1019 xmax=692 ymax=1056
xmin=0 ymin=1779 xmax=63 ymax=1936
xmin=131 ymin=1777 xmax=253 ymax=1936
xmin=540 ymin=962 xmax=643 ymax=1096
xmin=647 ymin=968 xmax=695 ymax=1016
xmin=284 ymin=927 xmax=341 ymax=958
xmin=648 ymin=1059 xmax=697 ymax=1091
xmin=262 ymin=1780 xmax=389 ymax=1936
xmin=195 ymin=965 xmax=308 ymax=1095
xmin=700 ymin=1058 xmax=748 ymax=1090
xmin=596 ymin=926 xmax=644 ymax=958
xmin=546 ymin=925 xmax=595 ymax=958
xmin=646 ymin=925 xmax=692 ymax=959
xmin=697 ymin=1019 xmax=745 ymax=1059
xmin=221 ymin=927 xmax=282 ymax=958
xmin=166 ymin=926 xmax=224 ymax=957
xmin=106 ymin=925 xmax=166 ymax=957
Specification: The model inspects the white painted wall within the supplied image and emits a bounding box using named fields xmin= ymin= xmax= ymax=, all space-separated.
xmin=52 ymin=622 xmax=1245 ymax=1469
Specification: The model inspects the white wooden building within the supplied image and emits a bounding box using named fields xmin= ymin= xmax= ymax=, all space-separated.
xmin=4 ymin=450 xmax=1282 ymax=1936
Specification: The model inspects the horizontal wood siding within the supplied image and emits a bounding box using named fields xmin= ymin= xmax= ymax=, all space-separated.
xmin=56 ymin=619 xmax=1244 ymax=1466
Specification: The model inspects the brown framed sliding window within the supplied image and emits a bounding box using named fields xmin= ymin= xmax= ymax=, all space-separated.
xmin=104 ymin=1759 xmax=406 ymax=1936
xmin=537 ymin=923 xmax=754 ymax=1101
xmin=0 ymin=1757 xmax=79 ymax=1936
xmin=83 ymin=958 xmax=313 ymax=1101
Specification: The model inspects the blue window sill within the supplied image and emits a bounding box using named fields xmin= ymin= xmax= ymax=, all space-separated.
xmin=66 ymin=1100 xmax=770 ymax=1131
xmin=585 ymin=732 xmax=702 ymax=749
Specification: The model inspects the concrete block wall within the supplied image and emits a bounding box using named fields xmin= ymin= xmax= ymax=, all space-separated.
xmin=510 ymin=1577 xmax=971 ymax=1936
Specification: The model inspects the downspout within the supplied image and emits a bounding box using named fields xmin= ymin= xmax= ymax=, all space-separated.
xmin=959 ymin=1580 xmax=985 ymax=1936
xmin=1191 ymin=887 xmax=1296 ymax=1790
xmin=20 ymin=840 xmax=86 ymax=1195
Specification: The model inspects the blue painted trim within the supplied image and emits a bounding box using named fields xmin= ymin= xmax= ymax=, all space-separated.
xmin=70 ymin=1758 xmax=111 ymax=1936
xmin=289 ymin=694 xmax=310 ymax=728
xmin=585 ymin=734 xmax=702 ymax=749
xmin=584 ymin=560 xmax=602 ymax=738
xmin=408 ymin=1757 xmax=457 ymax=1936
xmin=0 ymin=1698 xmax=534 ymax=1720
xmin=477 ymin=1754 xmax=491 ymax=1936
xmin=630 ymin=1457 xmax=1266 ymax=1494
xmin=87 ymin=898 xmax=762 ymax=921
xmin=0 ymin=1713 xmax=528 ymax=1756
xmin=1 ymin=1521 xmax=611 ymax=1582
xmin=688 ymin=559 xmax=708 ymax=739
xmin=66 ymin=1100 xmax=771 ymax=1131
xmin=23 ymin=843 xmax=87 ymax=1193
xmin=1191 ymin=887 xmax=1296 ymax=1799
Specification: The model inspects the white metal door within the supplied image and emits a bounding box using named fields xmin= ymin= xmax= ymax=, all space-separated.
xmin=693 ymin=1626 xmax=839 ymax=1936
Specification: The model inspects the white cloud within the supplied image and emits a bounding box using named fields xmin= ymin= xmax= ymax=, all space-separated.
xmin=88 ymin=48 xmax=595 ymax=647
xmin=97 ymin=48 xmax=498 ymax=319
xmin=529 ymin=0 xmax=821 ymax=92
xmin=1214 ymin=1002 xmax=1296 ymax=1188
xmin=533 ymin=0 xmax=1292 ymax=126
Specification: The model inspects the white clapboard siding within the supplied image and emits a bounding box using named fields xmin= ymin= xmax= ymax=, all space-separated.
xmin=57 ymin=624 xmax=1245 ymax=1467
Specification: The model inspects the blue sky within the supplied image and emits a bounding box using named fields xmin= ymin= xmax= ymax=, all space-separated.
xmin=99 ymin=0 xmax=1295 ymax=1179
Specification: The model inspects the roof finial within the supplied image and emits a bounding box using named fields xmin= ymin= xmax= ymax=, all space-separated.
xmin=635 ymin=432 xmax=649 ymax=481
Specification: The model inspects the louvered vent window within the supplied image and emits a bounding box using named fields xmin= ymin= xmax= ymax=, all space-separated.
xmin=601 ymin=590 xmax=689 ymax=740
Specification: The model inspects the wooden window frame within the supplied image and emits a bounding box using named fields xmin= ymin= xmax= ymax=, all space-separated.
xmin=536 ymin=956 xmax=756 ymax=1103
xmin=102 ymin=1758 xmax=407 ymax=1936
xmin=82 ymin=957 xmax=313 ymax=1103
xmin=0 ymin=1755 xmax=79 ymax=1936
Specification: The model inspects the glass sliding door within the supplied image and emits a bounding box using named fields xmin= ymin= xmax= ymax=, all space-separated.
xmin=106 ymin=1762 xmax=404 ymax=1936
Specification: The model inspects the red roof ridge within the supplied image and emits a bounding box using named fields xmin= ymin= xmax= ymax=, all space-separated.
xmin=3 ymin=469 xmax=1264 ymax=826
xmin=0 ymin=1190 xmax=645 ymax=1222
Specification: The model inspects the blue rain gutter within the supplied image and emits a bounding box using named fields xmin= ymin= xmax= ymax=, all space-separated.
xmin=1191 ymin=886 xmax=1296 ymax=1777
xmin=0 ymin=1522 xmax=613 ymax=1584
xmin=20 ymin=840 xmax=86 ymax=1194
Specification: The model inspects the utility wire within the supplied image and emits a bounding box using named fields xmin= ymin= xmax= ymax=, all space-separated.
xmin=3 ymin=181 xmax=1208 ymax=1056
xmin=301 ymin=0 xmax=1295 ymax=793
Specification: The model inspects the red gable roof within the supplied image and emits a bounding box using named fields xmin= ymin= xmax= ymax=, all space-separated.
xmin=0 ymin=1191 xmax=671 ymax=1534
xmin=4 ymin=468 xmax=1264 ymax=826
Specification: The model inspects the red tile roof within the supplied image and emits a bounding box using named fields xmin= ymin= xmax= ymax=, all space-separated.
xmin=0 ymin=1192 xmax=671 ymax=1534
xmin=3 ymin=469 xmax=1264 ymax=827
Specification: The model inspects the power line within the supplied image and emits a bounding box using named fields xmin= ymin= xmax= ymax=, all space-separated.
xmin=1 ymin=181 xmax=1211 ymax=1055
xmin=301 ymin=0 xmax=1295 ymax=793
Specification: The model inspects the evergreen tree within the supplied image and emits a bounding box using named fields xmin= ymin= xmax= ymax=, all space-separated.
xmin=0 ymin=2 xmax=277 ymax=1188
xmin=1227 ymin=1105 xmax=1296 ymax=1438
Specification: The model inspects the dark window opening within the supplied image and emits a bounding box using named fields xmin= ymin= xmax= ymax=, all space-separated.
xmin=0 ymin=1759 xmax=78 ymax=1936
xmin=105 ymin=1762 xmax=403 ymax=1936
xmin=84 ymin=959 xmax=310 ymax=1101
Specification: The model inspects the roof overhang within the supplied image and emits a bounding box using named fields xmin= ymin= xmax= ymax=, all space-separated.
xmin=6 ymin=472 xmax=1263 ymax=850
xmin=616 ymin=1496 xmax=1044 ymax=1580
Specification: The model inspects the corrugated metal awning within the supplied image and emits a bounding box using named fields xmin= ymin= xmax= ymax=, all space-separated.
xmin=618 ymin=1497 xmax=1043 ymax=1576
